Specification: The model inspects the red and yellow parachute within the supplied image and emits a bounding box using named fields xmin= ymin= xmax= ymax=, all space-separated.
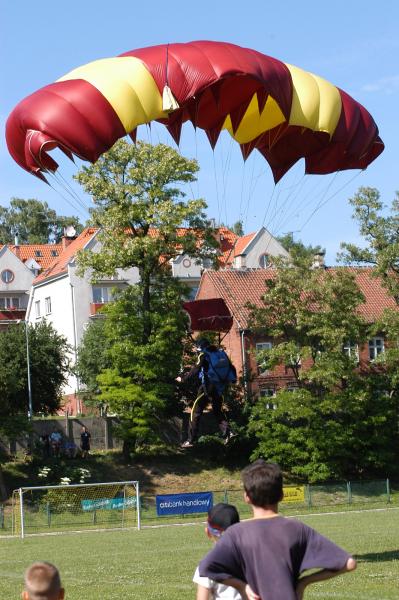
xmin=6 ymin=41 xmax=383 ymax=183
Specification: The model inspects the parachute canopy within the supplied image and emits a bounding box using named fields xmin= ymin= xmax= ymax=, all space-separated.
xmin=6 ymin=41 xmax=383 ymax=183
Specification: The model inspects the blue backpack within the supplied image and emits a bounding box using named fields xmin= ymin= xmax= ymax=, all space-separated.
xmin=200 ymin=349 xmax=236 ymax=393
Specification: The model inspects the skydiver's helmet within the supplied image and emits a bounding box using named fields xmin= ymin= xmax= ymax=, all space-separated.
xmin=195 ymin=337 xmax=210 ymax=353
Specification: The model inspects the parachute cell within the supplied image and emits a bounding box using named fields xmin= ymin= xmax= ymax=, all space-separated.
xmin=6 ymin=41 xmax=384 ymax=183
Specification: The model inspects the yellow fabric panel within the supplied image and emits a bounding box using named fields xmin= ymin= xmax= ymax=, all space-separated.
xmin=223 ymin=94 xmax=286 ymax=143
xmin=57 ymin=57 xmax=166 ymax=133
xmin=286 ymin=64 xmax=341 ymax=136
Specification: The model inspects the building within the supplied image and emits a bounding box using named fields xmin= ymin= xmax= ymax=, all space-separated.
xmin=195 ymin=267 xmax=397 ymax=399
xmin=0 ymin=241 xmax=62 ymax=328
xmin=16 ymin=224 xmax=288 ymax=413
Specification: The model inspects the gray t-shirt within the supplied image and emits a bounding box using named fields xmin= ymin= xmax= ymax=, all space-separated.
xmin=199 ymin=516 xmax=351 ymax=600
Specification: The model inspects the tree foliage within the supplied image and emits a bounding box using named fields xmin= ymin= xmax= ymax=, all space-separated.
xmin=0 ymin=322 xmax=70 ymax=438
xmin=0 ymin=198 xmax=82 ymax=244
xmin=339 ymin=187 xmax=399 ymax=302
xmin=247 ymin=255 xmax=399 ymax=481
xmin=74 ymin=141 xmax=214 ymax=450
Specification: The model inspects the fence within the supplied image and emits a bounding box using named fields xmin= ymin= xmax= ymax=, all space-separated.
xmin=0 ymin=478 xmax=396 ymax=535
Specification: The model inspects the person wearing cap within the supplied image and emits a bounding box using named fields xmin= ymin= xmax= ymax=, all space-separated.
xmin=193 ymin=503 xmax=259 ymax=600
xmin=22 ymin=562 xmax=65 ymax=600
xmin=176 ymin=338 xmax=237 ymax=448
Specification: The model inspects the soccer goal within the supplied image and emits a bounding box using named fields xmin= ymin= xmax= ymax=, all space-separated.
xmin=12 ymin=481 xmax=140 ymax=538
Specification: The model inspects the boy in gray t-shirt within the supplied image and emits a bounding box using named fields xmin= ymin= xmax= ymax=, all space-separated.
xmin=199 ymin=461 xmax=356 ymax=600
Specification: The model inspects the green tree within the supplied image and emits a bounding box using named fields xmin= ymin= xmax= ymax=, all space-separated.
xmin=339 ymin=187 xmax=399 ymax=302
xmin=74 ymin=140 xmax=216 ymax=452
xmin=0 ymin=198 xmax=82 ymax=244
xmin=0 ymin=322 xmax=70 ymax=436
xmin=76 ymin=140 xmax=217 ymax=343
xmin=75 ymin=319 xmax=110 ymax=406
xmin=247 ymin=255 xmax=399 ymax=481
xmin=277 ymin=232 xmax=325 ymax=260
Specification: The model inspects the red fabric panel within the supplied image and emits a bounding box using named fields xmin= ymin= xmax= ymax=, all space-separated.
xmin=6 ymin=80 xmax=125 ymax=177
xmin=183 ymin=298 xmax=233 ymax=332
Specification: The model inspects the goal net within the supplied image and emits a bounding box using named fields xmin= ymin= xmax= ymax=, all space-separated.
xmin=12 ymin=481 xmax=140 ymax=538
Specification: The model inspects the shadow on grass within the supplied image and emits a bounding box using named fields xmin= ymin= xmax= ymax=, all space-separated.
xmin=355 ymin=550 xmax=399 ymax=562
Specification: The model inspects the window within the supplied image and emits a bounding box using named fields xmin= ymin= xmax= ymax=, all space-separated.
xmin=259 ymin=388 xmax=277 ymax=409
xmin=256 ymin=342 xmax=272 ymax=374
xmin=258 ymin=253 xmax=270 ymax=268
xmin=35 ymin=300 xmax=41 ymax=319
xmin=0 ymin=297 xmax=20 ymax=309
xmin=92 ymin=286 xmax=113 ymax=304
xmin=35 ymin=250 xmax=43 ymax=257
xmin=1 ymin=269 xmax=14 ymax=283
xmin=343 ymin=341 xmax=359 ymax=362
xmin=45 ymin=297 xmax=52 ymax=315
xmin=369 ymin=337 xmax=384 ymax=361
xmin=51 ymin=250 xmax=58 ymax=257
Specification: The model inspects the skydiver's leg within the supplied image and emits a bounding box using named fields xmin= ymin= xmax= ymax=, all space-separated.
xmin=209 ymin=385 xmax=229 ymax=438
xmin=187 ymin=386 xmax=208 ymax=444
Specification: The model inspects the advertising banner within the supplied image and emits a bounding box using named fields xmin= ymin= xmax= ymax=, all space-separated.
xmin=156 ymin=492 xmax=213 ymax=516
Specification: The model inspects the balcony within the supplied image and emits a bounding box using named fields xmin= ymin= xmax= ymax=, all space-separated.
xmin=0 ymin=308 xmax=26 ymax=321
xmin=89 ymin=302 xmax=106 ymax=316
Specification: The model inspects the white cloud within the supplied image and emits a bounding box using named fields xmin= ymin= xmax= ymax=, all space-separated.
xmin=361 ymin=75 xmax=399 ymax=94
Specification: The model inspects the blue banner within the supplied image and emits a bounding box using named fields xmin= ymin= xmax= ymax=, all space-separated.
xmin=81 ymin=497 xmax=137 ymax=511
xmin=156 ymin=492 xmax=213 ymax=516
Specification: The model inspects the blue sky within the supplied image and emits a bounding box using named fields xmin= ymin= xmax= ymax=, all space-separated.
xmin=1 ymin=1 xmax=398 ymax=262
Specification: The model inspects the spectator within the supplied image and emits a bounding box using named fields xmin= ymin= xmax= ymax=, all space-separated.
xmin=199 ymin=460 xmax=356 ymax=600
xmin=22 ymin=561 xmax=64 ymax=599
xmin=50 ymin=429 xmax=62 ymax=458
xmin=80 ymin=426 xmax=91 ymax=458
xmin=63 ymin=439 xmax=78 ymax=459
xmin=39 ymin=434 xmax=51 ymax=458
xmin=194 ymin=503 xmax=257 ymax=600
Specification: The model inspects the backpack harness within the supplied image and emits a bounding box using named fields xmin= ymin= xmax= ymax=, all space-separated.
xmin=199 ymin=349 xmax=236 ymax=394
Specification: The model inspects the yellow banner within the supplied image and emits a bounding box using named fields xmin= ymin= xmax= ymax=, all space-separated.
xmin=283 ymin=486 xmax=305 ymax=503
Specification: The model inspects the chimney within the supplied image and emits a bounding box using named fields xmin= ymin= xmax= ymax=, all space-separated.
xmin=14 ymin=232 xmax=20 ymax=259
xmin=312 ymin=251 xmax=326 ymax=269
xmin=62 ymin=225 xmax=77 ymax=250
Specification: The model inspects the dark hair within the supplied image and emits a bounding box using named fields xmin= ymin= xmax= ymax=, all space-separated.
xmin=207 ymin=503 xmax=239 ymax=534
xmin=241 ymin=460 xmax=283 ymax=507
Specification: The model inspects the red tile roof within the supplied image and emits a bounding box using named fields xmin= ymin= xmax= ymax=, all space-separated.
xmin=34 ymin=228 xmax=98 ymax=283
xmin=33 ymin=226 xmax=239 ymax=284
xmin=1 ymin=244 xmax=63 ymax=269
xmin=198 ymin=267 xmax=397 ymax=329
xmin=232 ymin=232 xmax=256 ymax=257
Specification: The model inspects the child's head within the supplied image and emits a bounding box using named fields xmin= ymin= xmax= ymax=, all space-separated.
xmin=22 ymin=562 xmax=64 ymax=600
xmin=241 ymin=460 xmax=283 ymax=508
xmin=206 ymin=503 xmax=240 ymax=540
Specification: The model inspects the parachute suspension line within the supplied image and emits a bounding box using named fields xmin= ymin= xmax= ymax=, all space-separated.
xmin=46 ymin=174 xmax=90 ymax=222
xmin=54 ymin=170 xmax=93 ymax=216
xmin=243 ymin=154 xmax=257 ymax=232
xmin=272 ymin=173 xmax=307 ymax=237
xmin=220 ymin=136 xmax=234 ymax=227
xmin=212 ymin=149 xmax=221 ymax=226
xmin=238 ymin=160 xmax=247 ymax=227
xmin=298 ymin=170 xmax=362 ymax=233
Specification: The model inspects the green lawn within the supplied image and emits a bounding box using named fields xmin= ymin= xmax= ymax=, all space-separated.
xmin=0 ymin=508 xmax=398 ymax=599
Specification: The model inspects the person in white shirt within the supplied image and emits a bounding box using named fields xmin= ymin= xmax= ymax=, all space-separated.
xmin=193 ymin=503 xmax=258 ymax=600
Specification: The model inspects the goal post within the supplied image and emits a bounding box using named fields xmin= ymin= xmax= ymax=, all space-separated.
xmin=12 ymin=481 xmax=140 ymax=538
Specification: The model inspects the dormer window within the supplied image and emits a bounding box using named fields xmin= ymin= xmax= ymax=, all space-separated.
xmin=35 ymin=250 xmax=43 ymax=257
xmin=1 ymin=269 xmax=14 ymax=283
xmin=259 ymin=253 xmax=269 ymax=268
xmin=51 ymin=250 xmax=58 ymax=257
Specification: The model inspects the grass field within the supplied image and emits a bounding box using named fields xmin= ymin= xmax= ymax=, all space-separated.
xmin=0 ymin=507 xmax=398 ymax=599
